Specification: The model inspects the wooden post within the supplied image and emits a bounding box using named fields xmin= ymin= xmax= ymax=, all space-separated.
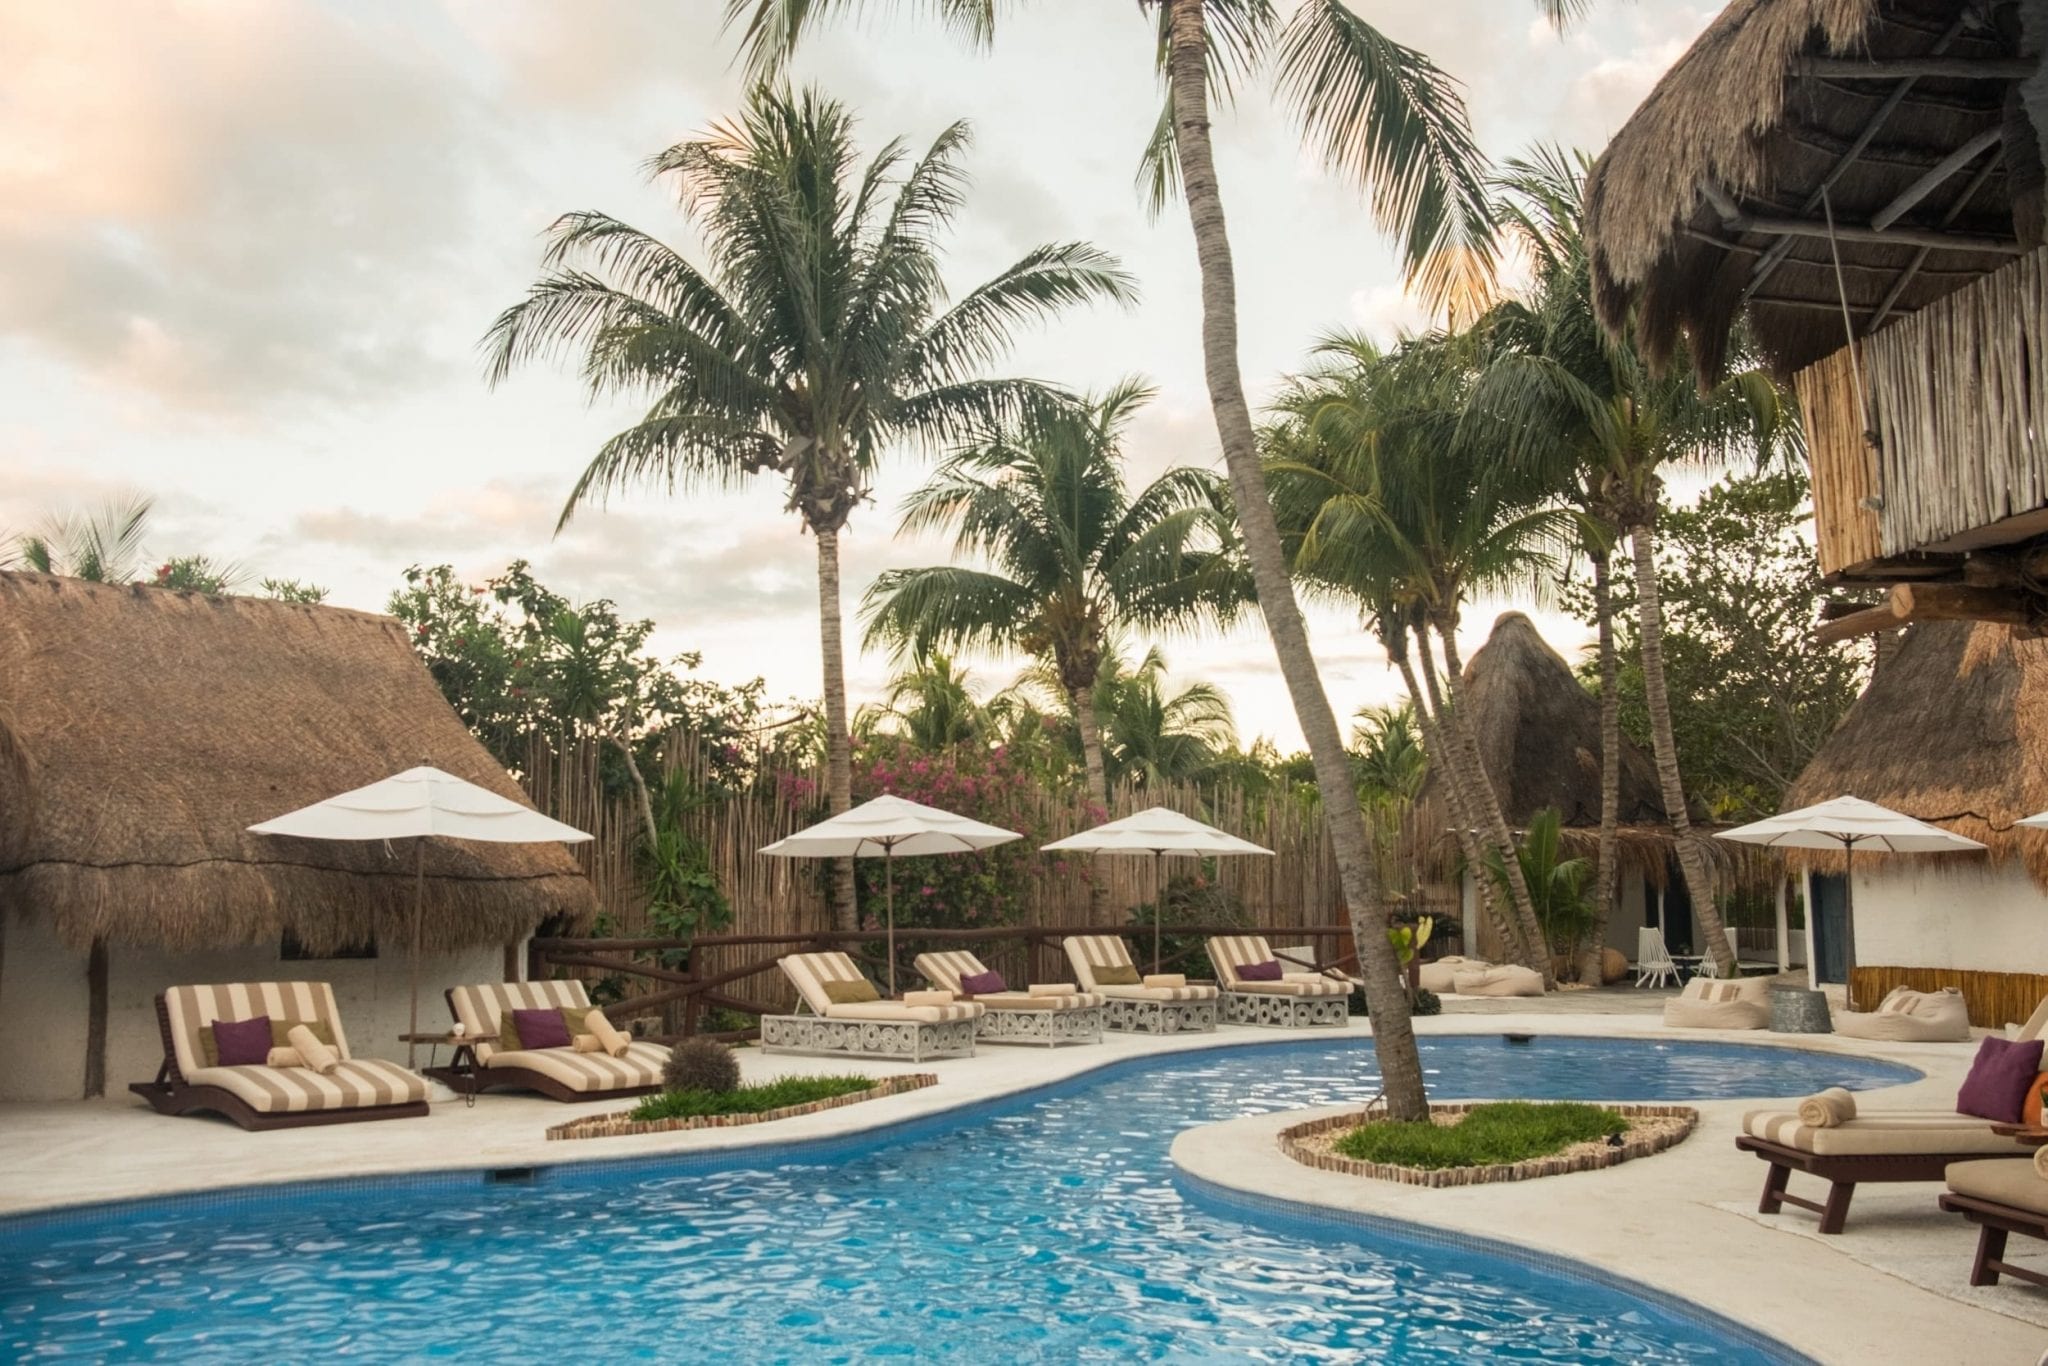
xmin=1775 ymin=876 xmax=1791 ymax=974
xmin=503 ymin=940 xmax=521 ymax=983
xmin=83 ymin=938 xmax=108 ymax=1100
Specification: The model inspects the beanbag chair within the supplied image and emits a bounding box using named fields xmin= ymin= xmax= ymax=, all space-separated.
xmin=1833 ymin=986 xmax=1971 ymax=1043
xmin=1451 ymin=964 xmax=1544 ymax=997
xmin=1418 ymin=956 xmax=1485 ymax=995
xmin=1663 ymin=975 xmax=1771 ymax=1030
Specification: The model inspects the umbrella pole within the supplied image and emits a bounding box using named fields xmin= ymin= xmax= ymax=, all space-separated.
xmin=409 ymin=838 xmax=424 ymax=1070
xmin=1842 ymin=839 xmax=1859 ymax=1011
xmin=886 ymin=846 xmax=897 ymax=997
xmin=1153 ymin=849 xmax=1163 ymax=975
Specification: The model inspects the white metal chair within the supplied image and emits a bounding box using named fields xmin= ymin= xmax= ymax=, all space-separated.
xmin=1635 ymin=927 xmax=1680 ymax=988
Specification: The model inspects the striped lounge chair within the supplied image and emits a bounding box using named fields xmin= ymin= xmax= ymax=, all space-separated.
xmin=442 ymin=980 xmax=670 ymax=1102
xmin=1062 ymin=935 xmax=1219 ymax=1035
xmin=1206 ymin=934 xmax=1353 ymax=1029
xmin=1736 ymin=1108 xmax=2026 ymax=1234
xmin=129 ymin=982 xmax=429 ymax=1131
xmin=913 ymin=950 xmax=1105 ymax=1047
xmin=765 ymin=952 xmax=983 ymax=1062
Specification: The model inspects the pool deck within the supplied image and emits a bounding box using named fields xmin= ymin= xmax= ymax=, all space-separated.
xmin=1 ymin=1011 xmax=2040 ymax=1364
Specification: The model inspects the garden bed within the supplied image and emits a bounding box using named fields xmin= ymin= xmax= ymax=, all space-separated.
xmin=546 ymin=1073 xmax=937 ymax=1141
xmin=1279 ymin=1102 xmax=1697 ymax=1187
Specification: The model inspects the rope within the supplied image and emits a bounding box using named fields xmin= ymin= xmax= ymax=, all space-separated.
xmin=1820 ymin=187 xmax=1877 ymax=452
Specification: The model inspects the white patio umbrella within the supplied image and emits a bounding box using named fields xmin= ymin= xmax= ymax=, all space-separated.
xmin=1042 ymin=806 xmax=1272 ymax=973
xmin=2016 ymin=810 xmax=2048 ymax=831
xmin=1716 ymin=796 xmax=1983 ymax=1005
xmin=249 ymin=764 xmax=593 ymax=1065
xmin=759 ymin=794 xmax=1021 ymax=994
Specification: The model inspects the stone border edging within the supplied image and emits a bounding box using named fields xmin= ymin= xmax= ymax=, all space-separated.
xmin=1278 ymin=1102 xmax=1698 ymax=1187
xmin=546 ymin=1073 xmax=939 ymax=1141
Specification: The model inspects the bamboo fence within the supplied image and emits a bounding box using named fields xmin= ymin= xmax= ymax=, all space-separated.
xmin=1793 ymin=344 xmax=1882 ymax=575
xmin=1849 ymin=965 xmax=2048 ymax=1030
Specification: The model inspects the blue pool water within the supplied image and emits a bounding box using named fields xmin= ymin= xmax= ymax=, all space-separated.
xmin=2 ymin=1036 xmax=1916 ymax=1362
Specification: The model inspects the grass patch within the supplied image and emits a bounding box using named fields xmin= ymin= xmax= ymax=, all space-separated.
xmin=629 ymin=1074 xmax=877 ymax=1123
xmin=1332 ymin=1101 xmax=1627 ymax=1170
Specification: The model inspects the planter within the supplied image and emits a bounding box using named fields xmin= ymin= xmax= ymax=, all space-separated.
xmin=1278 ymin=1103 xmax=1698 ymax=1188
xmin=546 ymin=1073 xmax=938 ymax=1141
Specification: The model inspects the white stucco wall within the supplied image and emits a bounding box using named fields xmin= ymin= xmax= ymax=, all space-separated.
xmin=1844 ymin=860 xmax=2048 ymax=977
xmin=0 ymin=915 xmax=519 ymax=1102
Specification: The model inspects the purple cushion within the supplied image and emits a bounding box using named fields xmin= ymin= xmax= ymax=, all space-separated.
xmin=1957 ymin=1035 xmax=2045 ymax=1122
xmin=212 ymin=1015 xmax=274 ymax=1067
xmin=958 ymin=969 xmax=1006 ymax=996
xmin=511 ymin=1007 xmax=573 ymax=1051
xmin=1238 ymin=960 xmax=1284 ymax=982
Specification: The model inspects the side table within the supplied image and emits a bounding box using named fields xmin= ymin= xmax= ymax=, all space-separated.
xmin=1769 ymin=988 xmax=1834 ymax=1034
xmin=403 ymin=1032 xmax=482 ymax=1108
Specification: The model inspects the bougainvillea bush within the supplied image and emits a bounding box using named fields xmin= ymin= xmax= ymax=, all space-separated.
xmin=849 ymin=736 xmax=1055 ymax=932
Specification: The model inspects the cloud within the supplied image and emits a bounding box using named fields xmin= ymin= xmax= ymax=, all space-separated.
xmin=0 ymin=2 xmax=503 ymax=411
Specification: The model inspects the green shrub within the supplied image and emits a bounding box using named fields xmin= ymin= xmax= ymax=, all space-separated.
xmin=1332 ymin=1101 xmax=1626 ymax=1170
xmin=1409 ymin=987 xmax=1442 ymax=1017
xmin=662 ymin=1038 xmax=741 ymax=1094
xmin=631 ymin=1074 xmax=876 ymax=1122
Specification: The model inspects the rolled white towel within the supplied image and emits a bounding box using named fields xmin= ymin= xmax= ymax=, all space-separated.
xmin=1028 ymin=983 xmax=1078 ymax=998
xmin=2033 ymin=1145 xmax=2048 ymax=1181
xmin=585 ymin=1007 xmax=632 ymax=1059
xmin=287 ymin=1023 xmax=341 ymax=1075
xmin=1143 ymin=973 xmax=1186 ymax=989
xmin=1796 ymin=1088 xmax=1857 ymax=1127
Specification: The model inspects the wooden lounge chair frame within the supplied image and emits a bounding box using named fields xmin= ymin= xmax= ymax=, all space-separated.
xmin=431 ymin=986 xmax=664 ymax=1103
xmin=128 ymin=993 xmax=428 ymax=1132
xmin=1938 ymin=1191 xmax=2048 ymax=1288
xmin=1737 ymin=1133 xmax=2004 ymax=1234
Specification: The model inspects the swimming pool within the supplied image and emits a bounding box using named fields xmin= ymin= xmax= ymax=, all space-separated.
xmin=3 ymin=1035 xmax=1915 ymax=1361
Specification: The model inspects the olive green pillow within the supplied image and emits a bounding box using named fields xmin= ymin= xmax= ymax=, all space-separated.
xmin=559 ymin=1005 xmax=597 ymax=1038
xmin=199 ymin=1018 xmax=333 ymax=1068
xmin=496 ymin=1011 xmax=523 ymax=1054
xmin=1093 ymin=963 xmax=1141 ymax=987
xmin=822 ymin=978 xmax=880 ymax=1005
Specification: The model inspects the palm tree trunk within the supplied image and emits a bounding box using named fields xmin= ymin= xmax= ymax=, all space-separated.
xmin=816 ymin=529 xmax=858 ymax=932
xmin=84 ymin=937 xmax=108 ymax=1099
xmin=1628 ymin=521 xmax=1735 ymax=975
xmin=1167 ymin=0 xmax=1426 ymax=1120
xmin=1579 ymin=548 xmax=1621 ymax=985
xmin=1431 ymin=619 xmax=1555 ymax=988
xmin=1390 ymin=634 xmax=1527 ymax=966
xmin=1072 ymin=682 xmax=1112 ymax=917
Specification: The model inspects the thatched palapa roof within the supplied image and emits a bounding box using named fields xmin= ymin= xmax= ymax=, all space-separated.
xmin=1585 ymin=0 xmax=2037 ymax=380
xmin=1783 ymin=618 xmax=2048 ymax=887
xmin=0 ymin=573 xmax=596 ymax=953
xmin=1417 ymin=613 xmax=1691 ymax=875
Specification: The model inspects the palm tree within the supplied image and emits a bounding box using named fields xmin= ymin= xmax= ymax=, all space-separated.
xmin=484 ymin=85 xmax=1134 ymax=930
xmin=1263 ymin=331 xmax=1569 ymax=979
xmin=729 ymin=0 xmax=1521 ymax=1121
xmin=1352 ymin=703 xmax=1426 ymax=804
xmin=857 ymin=651 xmax=993 ymax=751
xmin=1096 ymin=646 xmax=1237 ymax=789
xmin=1467 ymin=148 xmax=1801 ymax=976
xmin=860 ymin=380 xmax=1237 ymax=817
xmin=10 ymin=495 xmax=154 ymax=583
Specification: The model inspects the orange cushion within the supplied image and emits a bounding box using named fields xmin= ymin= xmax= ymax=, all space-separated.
xmin=2024 ymin=1072 xmax=2048 ymax=1128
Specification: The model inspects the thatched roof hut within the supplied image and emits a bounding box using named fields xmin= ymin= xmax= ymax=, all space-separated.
xmin=1585 ymin=0 xmax=2039 ymax=382
xmin=1417 ymin=613 xmax=1684 ymax=873
xmin=1783 ymin=618 xmax=2048 ymax=885
xmin=0 ymin=572 xmax=596 ymax=955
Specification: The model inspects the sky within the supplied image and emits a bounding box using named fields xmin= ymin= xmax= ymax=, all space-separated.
xmin=0 ymin=0 xmax=1720 ymax=748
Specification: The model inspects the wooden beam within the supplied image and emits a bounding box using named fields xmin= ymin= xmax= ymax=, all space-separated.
xmin=1867 ymin=152 xmax=2003 ymax=330
xmin=1818 ymin=597 xmax=1886 ymax=620
xmin=1816 ymin=604 xmax=1905 ymax=643
xmin=1802 ymin=57 xmax=2038 ymax=80
xmin=1889 ymin=582 xmax=2043 ymax=626
xmin=1870 ymin=127 xmax=2003 ymax=230
xmin=1711 ymin=201 xmax=2022 ymax=254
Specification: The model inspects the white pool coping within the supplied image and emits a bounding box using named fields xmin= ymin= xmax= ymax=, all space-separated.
xmin=1 ymin=1013 xmax=2038 ymax=1363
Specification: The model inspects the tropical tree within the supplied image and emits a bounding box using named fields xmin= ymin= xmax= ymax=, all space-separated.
xmin=1483 ymin=807 xmax=1598 ymax=970
xmin=1263 ymin=330 xmax=1569 ymax=980
xmin=10 ymin=494 xmax=154 ymax=583
xmin=1466 ymin=149 xmax=1802 ymax=978
xmin=1352 ymin=703 xmax=1426 ymax=804
xmin=860 ymin=380 xmax=1238 ymax=817
xmin=856 ymin=651 xmax=995 ymax=751
xmin=729 ymin=0 xmax=1527 ymax=1120
xmin=1095 ymin=646 xmax=1237 ymax=789
xmin=483 ymin=85 xmax=1134 ymax=930
xmin=1468 ymin=147 xmax=1801 ymax=976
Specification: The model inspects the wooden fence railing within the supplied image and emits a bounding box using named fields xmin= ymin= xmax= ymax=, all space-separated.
xmin=532 ymin=924 xmax=1367 ymax=1042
